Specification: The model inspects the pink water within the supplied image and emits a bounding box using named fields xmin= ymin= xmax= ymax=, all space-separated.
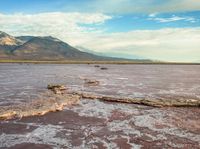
xmin=0 ymin=64 xmax=200 ymax=148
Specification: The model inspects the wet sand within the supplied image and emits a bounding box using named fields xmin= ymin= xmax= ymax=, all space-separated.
xmin=0 ymin=64 xmax=200 ymax=148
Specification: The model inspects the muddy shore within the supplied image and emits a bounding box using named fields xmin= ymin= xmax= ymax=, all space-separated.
xmin=1 ymin=99 xmax=200 ymax=148
xmin=1 ymin=88 xmax=200 ymax=120
xmin=0 ymin=64 xmax=200 ymax=148
xmin=0 ymin=85 xmax=200 ymax=148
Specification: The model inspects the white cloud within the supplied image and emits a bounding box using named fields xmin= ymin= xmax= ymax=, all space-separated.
xmin=86 ymin=0 xmax=200 ymax=14
xmin=148 ymin=13 xmax=157 ymax=17
xmin=0 ymin=12 xmax=199 ymax=62
xmin=0 ymin=12 xmax=112 ymax=45
xmin=150 ymin=16 xmax=185 ymax=23
xmin=148 ymin=15 xmax=197 ymax=23
xmin=81 ymin=28 xmax=200 ymax=62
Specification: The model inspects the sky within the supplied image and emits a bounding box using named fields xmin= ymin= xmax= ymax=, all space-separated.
xmin=0 ymin=0 xmax=200 ymax=62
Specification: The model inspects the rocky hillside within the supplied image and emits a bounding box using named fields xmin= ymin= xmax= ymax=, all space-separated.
xmin=0 ymin=31 xmax=116 ymax=61
xmin=0 ymin=31 xmax=152 ymax=62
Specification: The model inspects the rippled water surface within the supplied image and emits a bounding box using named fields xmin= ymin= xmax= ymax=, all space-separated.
xmin=1 ymin=63 xmax=200 ymax=106
xmin=0 ymin=63 xmax=200 ymax=148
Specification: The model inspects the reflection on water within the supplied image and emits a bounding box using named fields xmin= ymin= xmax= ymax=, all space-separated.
xmin=0 ymin=63 xmax=200 ymax=107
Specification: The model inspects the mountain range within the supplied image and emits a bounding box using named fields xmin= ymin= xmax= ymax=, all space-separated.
xmin=0 ymin=31 xmax=151 ymax=62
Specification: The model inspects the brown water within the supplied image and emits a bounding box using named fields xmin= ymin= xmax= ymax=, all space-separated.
xmin=0 ymin=64 xmax=200 ymax=148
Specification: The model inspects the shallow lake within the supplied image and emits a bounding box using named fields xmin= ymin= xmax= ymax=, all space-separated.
xmin=0 ymin=64 xmax=200 ymax=148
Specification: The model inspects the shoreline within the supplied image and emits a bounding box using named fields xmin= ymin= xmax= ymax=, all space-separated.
xmin=0 ymin=60 xmax=200 ymax=65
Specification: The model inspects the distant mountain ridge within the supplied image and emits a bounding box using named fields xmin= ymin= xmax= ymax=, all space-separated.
xmin=76 ymin=46 xmax=146 ymax=60
xmin=0 ymin=31 xmax=152 ymax=62
xmin=0 ymin=31 xmax=21 ymax=46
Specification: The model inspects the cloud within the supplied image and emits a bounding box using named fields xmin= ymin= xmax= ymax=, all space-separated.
xmin=0 ymin=12 xmax=112 ymax=45
xmin=1 ymin=0 xmax=199 ymax=14
xmin=81 ymin=28 xmax=200 ymax=62
xmin=83 ymin=0 xmax=200 ymax=14
xmin=148 ymin=15 xmax=197 ymax=23
xmin=0 ymin=12 xmax=199 ymax=62
xmin=148 ymin=13 xmax=157 ymax=17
